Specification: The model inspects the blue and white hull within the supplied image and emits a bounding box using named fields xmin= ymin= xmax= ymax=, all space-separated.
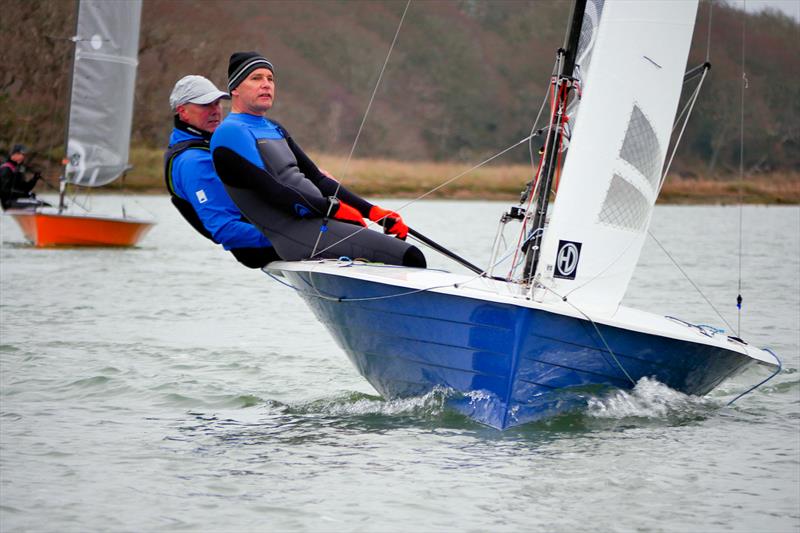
xmin=268 ymin=260 xmax=777 ymax=429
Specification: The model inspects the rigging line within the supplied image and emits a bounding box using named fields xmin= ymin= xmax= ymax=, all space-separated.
xmin=647 ymin=229 xmax=736 ymax=333
xmin=737 ymin=1 xmax=747 ymax=336
xmin=705 ymin=0 xmax=713 ymax=63
xmin=672 ymin=68 xmax=705 ymax=135
xmin=539 ymin=284 xmax=637 ymax=387
xmin=311 ymin=0 xmax=412 ymax=258
xmin=726 ymin=348 xmax=782 ymax=406
xmin=528 ymin=57 xmax=562 ymax=169
xmin=333 ymin=0 xmax=411 ymax=196
xmin=661 ymin=67 xmax=708 ymax=186
xmin=266 ymin=261 xmax=489 ymax=303
xmin=309 ymin=132 xmax=538 ymax=260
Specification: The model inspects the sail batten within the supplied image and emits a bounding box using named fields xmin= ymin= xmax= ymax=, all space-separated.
xmin=65 ymin=0 xmax=142 ymax=188
xmin=533 ymin=0 xmax=699 ymax=313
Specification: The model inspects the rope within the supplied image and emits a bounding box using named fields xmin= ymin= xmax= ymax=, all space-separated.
xmin=661 ymin=66 xmax=708 ymax=187
xmin=308 ymin=131 xmax=539 ymax=260
xmin=726 ymin=348 xmax=781 ymax=406
xmin=265 ymin=260 xmax=479 ymax=303
xmin=647 ymin=229 xmax=736 ymax=333
xmin=539 ymin=284 xmax=637 ymax=386
xmin=311 ymin=0 xmax=412 ymax=258
xmin=705 ymin=1 xmax=713 ymax=63
xmin=737 ymin=2 xmax=747 ymax=336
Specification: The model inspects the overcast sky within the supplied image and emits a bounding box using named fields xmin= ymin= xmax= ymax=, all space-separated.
xmin=740 ymin=0 xmax=800 ymax=21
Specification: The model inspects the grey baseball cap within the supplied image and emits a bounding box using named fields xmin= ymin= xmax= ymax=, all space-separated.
xmin=169 ymin=75 xmax=230 ymax=111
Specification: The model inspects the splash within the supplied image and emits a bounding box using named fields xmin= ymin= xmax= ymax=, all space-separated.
xmin=586 ymin=377 xmax=715 ymax=420
xmin=298 ymin=387 xmax=453 ymax=418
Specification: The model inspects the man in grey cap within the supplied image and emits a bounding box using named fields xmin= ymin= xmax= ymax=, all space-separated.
xmin=164 ymin=74 xmax=278 ymax=268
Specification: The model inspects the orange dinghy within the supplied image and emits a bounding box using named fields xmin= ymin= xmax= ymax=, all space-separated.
xmin=8 ymin=209 xmax=153 ymax=247
xmin=3 ymin=0 xmax=157 ymax=248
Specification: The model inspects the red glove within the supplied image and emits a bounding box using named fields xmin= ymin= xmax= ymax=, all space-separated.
xmin=369 ymin=205 xmax=408 ymax=239
xmin=332 ymin=200 xmax=367 ymax=227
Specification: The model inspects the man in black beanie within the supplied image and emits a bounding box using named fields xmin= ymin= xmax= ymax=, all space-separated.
xmin=210 ymin=51 xmax=426 ymax=267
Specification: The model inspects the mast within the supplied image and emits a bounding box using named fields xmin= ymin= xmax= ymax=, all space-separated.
xmin=522 ymin=0 xmax=587 ymax=282
xmin=59 ymin=0 xmax=80 ymax=213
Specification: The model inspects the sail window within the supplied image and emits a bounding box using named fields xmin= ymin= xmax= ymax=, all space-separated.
xmin=619 ymin=105 xmax=662 ymax=190
xmin=575 ymin=0 xmax=605 ymax=77
xmin=597 ymin=174 xmax=651 ymax=231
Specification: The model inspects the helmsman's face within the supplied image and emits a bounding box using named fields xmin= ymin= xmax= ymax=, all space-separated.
xmin=232 ymin=68 xmax=275 ymax=115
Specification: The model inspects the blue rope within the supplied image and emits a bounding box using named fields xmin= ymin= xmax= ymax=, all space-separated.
xmin=726 ymin=348 xmax=782 ymax=406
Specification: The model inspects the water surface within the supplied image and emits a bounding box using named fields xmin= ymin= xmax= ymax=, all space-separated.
xmin=1 ymin=196 xmax=798 ymax=531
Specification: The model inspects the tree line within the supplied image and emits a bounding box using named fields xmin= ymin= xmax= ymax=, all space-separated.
xmin=1 ymin=0 xmax=797 ymax=178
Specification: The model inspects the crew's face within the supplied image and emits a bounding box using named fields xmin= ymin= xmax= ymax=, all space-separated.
xmin=10 ymin=152 xmax=25 ymax=164
xmin=232 ymin=68 xmax=275 ymax=115
xmin=177 ymin=99 xmax=223 ymax=133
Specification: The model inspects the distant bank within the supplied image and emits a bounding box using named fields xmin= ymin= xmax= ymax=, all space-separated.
xmin=41 ymin=147 xmax=800 ymax=205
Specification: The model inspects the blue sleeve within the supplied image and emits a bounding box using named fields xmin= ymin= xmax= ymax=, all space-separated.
xmin=211 ymin=122 xmax=264 ymax=169
xmin=172 ymin=151 xmax=271 ymax=250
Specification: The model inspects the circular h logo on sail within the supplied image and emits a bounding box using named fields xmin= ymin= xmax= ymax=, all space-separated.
xmin=554 ymin=240 xmax=582 ymax=280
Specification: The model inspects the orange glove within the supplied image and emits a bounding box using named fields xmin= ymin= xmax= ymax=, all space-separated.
xmin=331 ymin=199 xmax=367 ymax=227
xmin=369 ymin=205 xmax=408 ymax=239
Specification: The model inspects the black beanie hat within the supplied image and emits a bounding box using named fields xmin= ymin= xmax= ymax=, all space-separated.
xmin=227 ymin=51 xmax=274 ymax=91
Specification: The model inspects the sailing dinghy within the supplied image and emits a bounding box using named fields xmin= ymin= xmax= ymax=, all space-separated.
xmin=267 ymin=0 xmax=780 ymax=429
xmin=6 ymin=0 xmax=153 ymax=247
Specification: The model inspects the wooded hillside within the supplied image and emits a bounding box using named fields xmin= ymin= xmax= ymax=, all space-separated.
xmin=1 ymin=0 xmax=797 ymax=178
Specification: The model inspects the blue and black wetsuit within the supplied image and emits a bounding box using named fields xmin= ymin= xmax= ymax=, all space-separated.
xmin=164 ymin=118 xmax=279 ymax=268
xmin=210 ymin=113 xmax=425 ymax=267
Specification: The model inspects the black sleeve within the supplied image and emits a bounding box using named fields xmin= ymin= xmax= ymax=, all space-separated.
xmin=213 ymin=146 xmax=330 ymax=217
xmin=0 ymin=167 xmax=12 ymax=197
xmin=284 ymin=134 xmax=374 ymax=217
xmin=19 ymin=173 xmax=39 ymax=194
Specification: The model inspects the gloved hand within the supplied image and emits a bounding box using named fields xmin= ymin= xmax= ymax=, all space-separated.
xmin=369 ymin=205 xmax=408 ymax=239
xmin=328 ymin=198 xmax=367 ymax=227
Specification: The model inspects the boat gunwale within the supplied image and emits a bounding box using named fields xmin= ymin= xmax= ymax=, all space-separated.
xmin=5 ymin=208 xmax=155 ymax=226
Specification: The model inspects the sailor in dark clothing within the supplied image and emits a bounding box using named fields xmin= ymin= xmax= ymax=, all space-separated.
xmin=211 ymin=51 xmax=426 ymax=268
xmin=0 ymin=144 xmax=45 ymax=210
xmin=165 ymin=75 xmax=279 ymax=268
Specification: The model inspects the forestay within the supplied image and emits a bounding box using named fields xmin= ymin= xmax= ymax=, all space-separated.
xmin=64 ymin=0 xmax=142 ymax=187
xmin=534 ymin=0 xmax=698 ymax=314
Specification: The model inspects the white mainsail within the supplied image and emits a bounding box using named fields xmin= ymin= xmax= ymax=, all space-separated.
xmin=534 ymin=0 xmax=698 ymax=314
xmin=64 ymin=0 xmax=142 ymax=187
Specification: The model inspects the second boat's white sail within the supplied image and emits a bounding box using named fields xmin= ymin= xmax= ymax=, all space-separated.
xmin=64 ymin=0 xmax=142 ymax=187
xmin=534 ymin=0 xmax=698 ymax=314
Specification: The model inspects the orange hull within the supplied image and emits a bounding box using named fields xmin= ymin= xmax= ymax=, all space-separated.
xmin=8 ymin=210 xmax=154 ymax=247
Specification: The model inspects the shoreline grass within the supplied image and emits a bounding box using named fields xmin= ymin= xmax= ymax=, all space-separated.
xmin=40 ymin=146 xmax=800 ymax=204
